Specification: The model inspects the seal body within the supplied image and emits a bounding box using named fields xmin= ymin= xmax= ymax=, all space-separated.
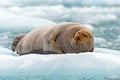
xmin=14 ymin=22 xmax=94 ymax=55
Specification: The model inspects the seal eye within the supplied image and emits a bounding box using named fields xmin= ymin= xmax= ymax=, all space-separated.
xmin=77 ymin=32 xmax=81 ymax=34
xmin=82 ymin=34 xmax=88 ymax=38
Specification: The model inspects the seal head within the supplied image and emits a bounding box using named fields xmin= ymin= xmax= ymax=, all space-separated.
xmin=71 ymin=28 xmax=94 ymax=52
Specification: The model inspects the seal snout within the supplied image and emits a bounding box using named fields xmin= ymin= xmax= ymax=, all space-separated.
xmin=72 ymin=29 xmax=92 ymax=44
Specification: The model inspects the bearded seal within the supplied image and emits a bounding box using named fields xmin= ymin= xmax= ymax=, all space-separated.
xmin=13 ymin=22 xmax=94 ymax=55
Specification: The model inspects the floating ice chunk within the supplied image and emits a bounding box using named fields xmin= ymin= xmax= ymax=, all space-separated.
xmin=84 ymin=24 xmax=94 ymax=30
xmin=94 ymin=48 xmax=120 ymax=55
xmin=0 ymin=46 xmax=18 ymax=56
xmin=1 ymin=0 xmax=120 ymax=7
xmin=105 ymin=75 xmax=120 ymax=80
xmin=0 ymin=47 xmax=120 ymax=76
xmin=7 ymin=6 xmax=22 ymax=14
xmin=5 ymin=6 xmax=118 ymax=25
xmin=0 ymin=10 xmax=55 ymax=32
xmin=92 ymin=14 xmax=117 ymax=21
xmin=94 ymin=37 xmax=107 ymax=44
xmin=0 ymin=0 xmax=13 ymax=6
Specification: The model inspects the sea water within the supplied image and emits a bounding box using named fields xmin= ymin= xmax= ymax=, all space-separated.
xmin=0 ymin=0 xmax=120 ymax=80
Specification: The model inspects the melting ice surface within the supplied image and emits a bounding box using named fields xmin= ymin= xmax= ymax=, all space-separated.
xmin=0 ymin=0 xmax=120 ymax=80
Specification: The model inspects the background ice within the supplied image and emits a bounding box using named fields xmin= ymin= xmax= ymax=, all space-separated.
xmin=0 ymin=10 xmax=55 ymax=48
xmin=4 ymin=6 xmax=118 ymax=23
xmin=1 ymin=5 xmax=120 ymax=50
xmin=0 ymin=10 xmax=55 ymax=32
xmin=1 ymin=0 xmax=120 ymax=7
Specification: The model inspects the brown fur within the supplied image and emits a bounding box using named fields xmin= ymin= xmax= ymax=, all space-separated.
xmin=72 ymin=29 xmax=94 ymax=52
xmin=13 ymin=22 xmax=94 ymax=55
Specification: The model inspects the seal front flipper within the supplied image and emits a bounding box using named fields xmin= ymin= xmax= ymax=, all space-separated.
xmin=49 ymin=29 xmax=63 ymax=54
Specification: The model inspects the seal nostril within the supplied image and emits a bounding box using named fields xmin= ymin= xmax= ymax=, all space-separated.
xmin=77 ymin=38 xmax=80 ymax=40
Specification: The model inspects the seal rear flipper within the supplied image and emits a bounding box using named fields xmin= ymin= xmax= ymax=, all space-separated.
xmin=11 ymin=34 xmax=26 ymax=52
